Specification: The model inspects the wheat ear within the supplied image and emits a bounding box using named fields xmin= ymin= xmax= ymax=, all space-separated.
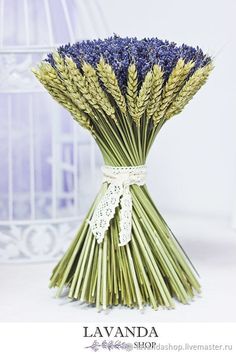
xmin=153 ymin=59 xmax=194 ymax=125
xmin=133 ymin=71 xmax=153 ymax=125
xmin=126 ymin=63 xmax=138 ymax=120
xmin=97 ymin=58 xmax=127 ymax=114
xmin=146 ymin=64 xmax=164 ymax=119
xmin=32 ymin=66 xmax=93 ymax=132
xmin=165 ymin=63 xmax=213 ymax=119
xmin=53 ymin=53 xmax=94 ymax=117
xmin=82 ymin=62 xmax=117 ymax=122
xmin=64 ymin=57 xmax=104 ymax=117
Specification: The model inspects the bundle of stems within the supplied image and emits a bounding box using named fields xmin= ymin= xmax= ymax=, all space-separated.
xmin=33 ymin=36 xmax=212 ymax=309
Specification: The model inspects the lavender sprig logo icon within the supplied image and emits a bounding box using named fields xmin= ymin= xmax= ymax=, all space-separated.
xmin=85 ymin=340 xmax=133 ymax=352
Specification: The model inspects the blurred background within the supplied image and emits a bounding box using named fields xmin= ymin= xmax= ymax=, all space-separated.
xmin=0 ymin=0 xmax=235 ymax=321
xmin=0 ymin=0 xmax=106 ymax=263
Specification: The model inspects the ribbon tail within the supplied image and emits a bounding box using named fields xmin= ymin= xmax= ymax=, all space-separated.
xmin=119 ymin=188 xmax=133 ymax=246
xmin=89 ymin=182 xmax=123 ymax=243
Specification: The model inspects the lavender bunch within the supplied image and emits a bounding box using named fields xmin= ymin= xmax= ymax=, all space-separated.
xmin=33 ymin=35 xmax=212 ymax=310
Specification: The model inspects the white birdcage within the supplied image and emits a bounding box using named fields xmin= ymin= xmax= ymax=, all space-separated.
xmin=0 ymin=0 xmax=109 ymax=263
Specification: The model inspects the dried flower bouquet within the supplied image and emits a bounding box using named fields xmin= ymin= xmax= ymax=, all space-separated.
xmin=33 ymin=36 xmax=212 ymax=310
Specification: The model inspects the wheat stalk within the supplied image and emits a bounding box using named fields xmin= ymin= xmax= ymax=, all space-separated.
xmin=82 ymin=62 xmax=117 ymax=122
xmin=133 ymin=71 xmax=153 ymax=125
xmin=146 ymin=64 xmax=164 ymax=119
xmin=53 ymin=53 xmax=95 ymax=117
xmin=52 ymin=52 xmax=71 ymax=88
xmin=165 ymin=63 xmax=213 ymax=119
xmin=36 ymin=62 xmax=65 ymax=90
xmin=32 ymin=66 xmax=93 ymax=132
xmin=126 ymin=63 xmax=138 ymax=120
xmin=153 ymin=59 xmax=194 ymax=125
xmin=56 ymin=55 xmax=110 ymax=125
xmin=97 ymin=58 xmax=127 ymax=114
xmin=64 ymin=57 xmax=104 ymax=118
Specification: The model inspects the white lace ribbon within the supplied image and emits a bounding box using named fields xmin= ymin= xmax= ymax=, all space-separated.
xmin=89 ymin=165 xmax=146 ymax=246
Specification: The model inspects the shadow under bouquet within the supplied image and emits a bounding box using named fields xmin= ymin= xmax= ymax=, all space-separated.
xmin=33 ymin=35 xmax=213 ymax=310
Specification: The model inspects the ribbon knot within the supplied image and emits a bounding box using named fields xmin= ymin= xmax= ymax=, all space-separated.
xmin=89 ymin=165 xmax=146 ymax=246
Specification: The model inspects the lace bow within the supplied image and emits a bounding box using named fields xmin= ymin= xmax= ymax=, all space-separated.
xmin=89 ymin=165 xmax=146 ymax=246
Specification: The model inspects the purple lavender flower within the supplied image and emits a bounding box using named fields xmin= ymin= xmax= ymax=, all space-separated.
xmin=46 ymin=35 xmax=211 ymax=93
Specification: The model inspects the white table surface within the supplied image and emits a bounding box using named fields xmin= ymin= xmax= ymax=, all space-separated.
xmin=1 ymin=215 xmax=236 ymax=322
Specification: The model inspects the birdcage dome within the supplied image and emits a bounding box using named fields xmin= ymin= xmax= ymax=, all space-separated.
xmin=0 ymin=0 xmax=107 ymax=263
xmin=0 ymin=0 xmax=108 ymax=92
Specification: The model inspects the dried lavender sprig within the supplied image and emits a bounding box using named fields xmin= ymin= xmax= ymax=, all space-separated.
xmin=46 ymin=35 xmax=211 ymax=94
